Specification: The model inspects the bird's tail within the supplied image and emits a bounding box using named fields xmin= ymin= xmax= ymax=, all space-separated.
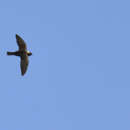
xmin=7 ymin=52 xmax=15 ymax=55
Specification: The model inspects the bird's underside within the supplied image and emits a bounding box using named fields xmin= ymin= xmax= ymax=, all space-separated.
xmin=7 ymin=34 xmax=32 ymax=76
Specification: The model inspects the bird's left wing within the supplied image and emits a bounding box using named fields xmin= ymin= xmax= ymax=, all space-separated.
xmin=20 ymin=53 xmax=29 ymax=76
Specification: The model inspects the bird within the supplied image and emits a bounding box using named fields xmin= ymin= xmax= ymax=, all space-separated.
xmin=7 ymin=34 xmax=32 ymax=76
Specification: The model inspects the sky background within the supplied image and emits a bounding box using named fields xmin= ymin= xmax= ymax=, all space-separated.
xmin=0 ymin=0 xmax=130 ymax=129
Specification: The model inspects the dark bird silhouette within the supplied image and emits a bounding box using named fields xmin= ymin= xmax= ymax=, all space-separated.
xmin=7 ymin=34 xmax=32 ymax=76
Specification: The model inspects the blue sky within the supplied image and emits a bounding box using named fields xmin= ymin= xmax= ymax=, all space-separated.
xmin=0 ymin=0 xmax=130 ymax=129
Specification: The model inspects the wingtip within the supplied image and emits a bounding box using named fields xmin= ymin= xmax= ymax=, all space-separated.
xmin=16 ymin=34 xmax=21 ymax=39
xmin=16 ymin=34 xmax=19 ymax=38
xmin=21 ymin=73 xmax=25 ymax=76
xmin=21 ymin=71 xmax=26 ymax=76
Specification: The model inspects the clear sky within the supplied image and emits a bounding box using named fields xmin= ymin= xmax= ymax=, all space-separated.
xmin=0 ymin=0 xmax=130 ymax=129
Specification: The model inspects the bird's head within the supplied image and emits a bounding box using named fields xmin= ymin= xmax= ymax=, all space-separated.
xmin=27 ymin=51 xmax=32 ymax=56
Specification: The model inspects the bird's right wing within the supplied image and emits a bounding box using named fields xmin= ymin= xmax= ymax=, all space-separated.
xmin=20 ymin=53 xmax=29 ymax=76
xmin=16 ymin=34 xmax=27 ymax=51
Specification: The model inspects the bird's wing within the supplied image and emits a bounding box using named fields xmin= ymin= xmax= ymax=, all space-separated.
xmin=20 ymin=53 xmax=29 ymax=76
xmin=16 ymin=34 xmax=27 ymax=51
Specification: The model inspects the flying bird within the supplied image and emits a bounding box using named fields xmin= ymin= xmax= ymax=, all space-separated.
xmin=7 ymin=34 xmax=32 ymax=76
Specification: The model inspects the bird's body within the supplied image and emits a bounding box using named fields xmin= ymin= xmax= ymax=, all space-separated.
xmin=7 ymin=50 xmax=32 ymax=56
xmin=7 ymin=34 xmax=32 ymax=76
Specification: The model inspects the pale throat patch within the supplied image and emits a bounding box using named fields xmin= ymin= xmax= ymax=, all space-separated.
xmin=27 ymin=51 xmax=30 ymax=54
